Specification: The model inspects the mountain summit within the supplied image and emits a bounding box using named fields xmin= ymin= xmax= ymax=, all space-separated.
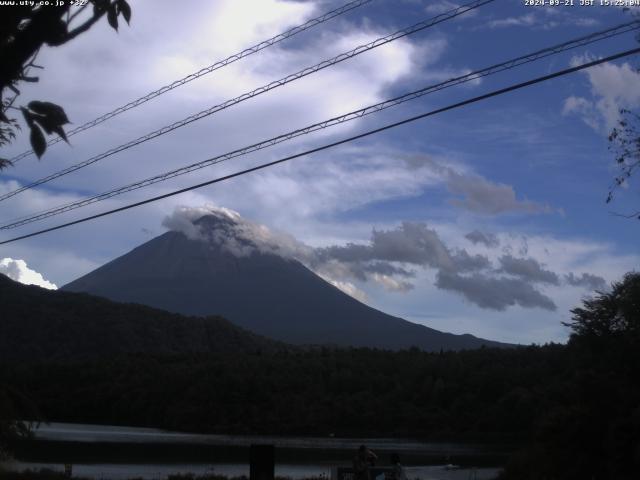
xmin=63 ymin=210 xmax=506 ymax=351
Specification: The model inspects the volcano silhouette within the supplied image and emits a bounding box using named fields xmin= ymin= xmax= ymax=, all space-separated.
xmin=63 ymin=214 xmax=506 ymax=351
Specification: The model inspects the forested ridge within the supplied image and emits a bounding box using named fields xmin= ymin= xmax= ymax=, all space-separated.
xmin=2 ymin=345 xmax=564 ymax=439
xmin=1 ymin=273 xmax=639 ymax=479
xmin=0 ymin=273 xmax=282 ymax=361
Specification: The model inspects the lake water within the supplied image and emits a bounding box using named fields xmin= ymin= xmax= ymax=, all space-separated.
xmin=27 ymin=423 xmax=491 ymax=454
xmin=5 ymin=422 xmax=504 ymax=480
xmin=6 ymin=461 xmax=501 ymax=480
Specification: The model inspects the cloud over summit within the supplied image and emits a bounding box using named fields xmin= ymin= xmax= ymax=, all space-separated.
xmin=160 ymin=205 xmax=607 ymax=312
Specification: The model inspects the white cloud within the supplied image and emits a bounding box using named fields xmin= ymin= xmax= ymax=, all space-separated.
xmin=487 ymin=13 xmax=536 ymax=29
xmin=573 ymin=17 xmax=598 ymax=27
xmin=563 ymin=55 xmax=640 ymax=132
xmin=4 ymin=0 xmax=432 ymax=205
xmin=371 ymin=273 xmax=414 ymax=292
xmin=482 ymin=10 xmax=599 ymax=31
xmin=0 ymin=0 xmax=632 ymax=345
xmin=319 ymin=275 xmax=368 ymax=303
xmin=425 ymin=0 xmax=479 ymax=18
xmin=0 ymin=258 xmax=58 ymax=290
xmin=562 ymin=95 xmax=600 ymax=131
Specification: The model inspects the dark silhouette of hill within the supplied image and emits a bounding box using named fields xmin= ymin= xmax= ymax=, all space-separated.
xmin=62 ymin=214 xmax=507 ymax=351
xmin=0 ymin=273 xmax=281 ymax=362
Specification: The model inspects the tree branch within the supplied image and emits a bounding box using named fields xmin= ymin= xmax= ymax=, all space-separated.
xmin=63 ymin=2 xmax=113 ymax=43
xmin=67 ymin=4 xmax=89 ymax=28
xmin=608 ymin=210 xmax=640 ymax=219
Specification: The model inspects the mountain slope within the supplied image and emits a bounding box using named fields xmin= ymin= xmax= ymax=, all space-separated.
xmin=0 ymin=273 xmax=281 ymax=362
xmin=62 ymin=215 xmax=506 ymax=351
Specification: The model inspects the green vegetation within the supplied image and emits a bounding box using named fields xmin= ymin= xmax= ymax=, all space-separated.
xmin=2 ymin=344 xmax=565 ymax=439
xmin=0 ymin=382 xmax=40 ymax=461
xmin=499 ymin=272 xmax=640 ymax=480
xmin=0 ymin=274 xmax=283 ymax=363
xmin=1 ymin=273 xmax=638 ymax=478
xmin=1 ymin=1 xmax=132 ymax=164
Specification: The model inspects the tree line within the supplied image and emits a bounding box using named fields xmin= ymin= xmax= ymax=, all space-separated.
xmin=1 ymin=273 xmax=638 ymax=479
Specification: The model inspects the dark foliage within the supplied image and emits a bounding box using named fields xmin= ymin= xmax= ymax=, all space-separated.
xmin=0 ymin=0 xmax=131 ymax=159
xmin=565 ymin=271 xmax=640 ymax=339
xmin=499 ymin=272 xmax=640 ymax=480
xmin=604 ymin=8 xmax=640 ymax=218
xmin=1 ymin=273 xmax=639 ymax=478
xmin=2 ymin=345 xmax=566 ymax=440
xmin=0 ymin=382 xmax=40 ymax=460
xmin=607 ymin=109 xmax=640 ymax=218
xmin=0 ymin=274 xmax=283 ymax=361
xmin=0 ymin=270 xmax=277 ymax=458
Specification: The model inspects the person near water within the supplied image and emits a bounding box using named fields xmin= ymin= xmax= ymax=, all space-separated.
xmin=390 ymin=453 xmax=407 ymax=480
xmin=353 ymin=445 xmax=377 ymax=480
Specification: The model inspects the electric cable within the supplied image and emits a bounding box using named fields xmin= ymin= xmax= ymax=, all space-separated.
xmin=8 ymin=0 xmax=375 ymax=164
xmin=0 ymin=0 xmax=495 ymax=202
xmin=2 ymin=21 xmax=637 ymax=229
xmin=1 ymin=46 xmax=637 ymax=245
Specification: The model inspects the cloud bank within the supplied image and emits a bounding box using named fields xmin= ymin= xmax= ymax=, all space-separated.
xmin=0 ymin=258 xmax=58 ymax=290
xmin=162 ymin=205 xmax=606 ymax=312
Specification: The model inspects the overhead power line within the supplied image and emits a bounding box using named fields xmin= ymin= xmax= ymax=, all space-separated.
xmin=1 ymin=46 xmax=638 ymax=246
xmin=0 ymin=0 xmax=495 ymax=203
xmin=8 ymin=0 xmax=375 ymax=164
xmin=2 ymin=21 xmax=638 ymax=230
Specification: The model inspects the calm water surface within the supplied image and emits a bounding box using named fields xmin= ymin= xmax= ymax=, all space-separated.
xmin=30 ymin=423 xmax=485 ymax=454
xmin=7 ymin=461 xmax=501 ymax=480
xmin=7 ymin=422 xmax=503 ymax=480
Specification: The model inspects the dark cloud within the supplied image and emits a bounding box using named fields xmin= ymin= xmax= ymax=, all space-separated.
xmin=164 ymin=207 xmax=562 ymax=312
xmin=465 ymin=230 xmax=500 ymax=248
xmin=359 ymin=262 xmax=416 ymax=278
xmin=435 ymin=271 xmax=557 ymax=311
xmin=447 ymin=171 xmax=551 ymax=215
xmin=499 ymin=255 xmax=560 ymax=285
xmin=451 ymin=249 xmax=492 ymax=272
xmin=402 ymin=156 xmax=551 ymax=216
xmin=317 ymin=222 xmax=455 ymax=270
xmin=564 ymin=272 xmax=607 ymax=291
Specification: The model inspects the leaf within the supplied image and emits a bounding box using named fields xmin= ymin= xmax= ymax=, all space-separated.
xmin=30 ymin=125 xmax=46 ymax=159
xmin=92 ymin=0 xmax=109 ymax=15
xmin=31 ymin=112 xmax=69 ymax=143
xmin=27 ymin=101 xmax=70 ymax=125
xmin=107 ymin=3 xmax=118 ymax=31
xmin=33 ymin=116 xmax=55 ymax=135
xmin=0 ymin=111 xmax=9 ymax=124
xmin=0 ymin=158 xmax=13 ymax=171
xmin=51 ymin=124 xmax=69 ymax=144
xmin=43 ymin=18 xmax=68 ymax=47
xmin=118 ymin=0 xmax=131 ymax=24
xmin=20 ymin=107 xmax=34 ymax=128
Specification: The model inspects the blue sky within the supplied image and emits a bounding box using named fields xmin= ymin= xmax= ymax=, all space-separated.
xmin=1 ymin=0 xmax=639 ymax=344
